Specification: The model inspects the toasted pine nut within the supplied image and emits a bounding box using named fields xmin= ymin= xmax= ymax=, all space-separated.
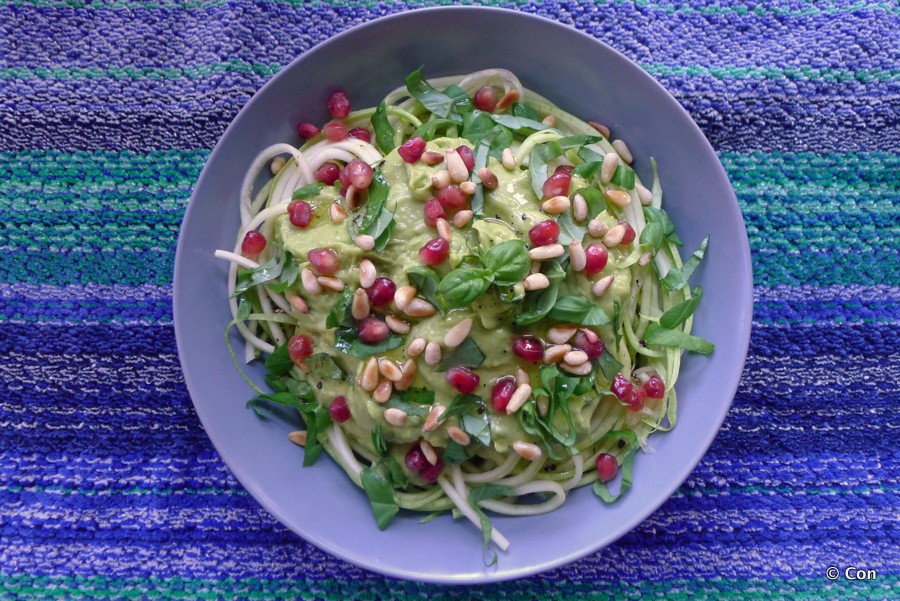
xmin=612 ymin=139 xmax=633 ymax=164
xmin=359 ymin=259 xmax=376 ymax=288
xmin=407 ymin=337 xmax=426 ymax=357
xmin=317 ymin=276 xmax=345 ymax=292
xmin=459 ymin=181 xmax=476 ymax=195
xmin=564 ymin=350 xmax=589 ymax=366
xmin=270 ymin=156 xmax=286 ymax=175
xmin=543 ymin=344 xmax=572 ymax=364
xmin=446 ymin=148 xmax=469 ymax=183
xmin=346 ymin=185 xmax=361 ymax=210
xmin=561 ymin=361 xmax=593 ymax=376
xmin=384 ymin=407 xmax=407 ymax=426
xmin=394 ymin=286 xmax=417 ymax=310
xmin=592 ymin=275 xmax=615 ymax=297
xmin=447 ymin=426 xmax=471 ymax=446
xmin=573 ymin=193 xmax=588 ymax=221
xmin=569 ymin=241 xmax=587 ymax=272
xmin=453 ymin=210 xmax=474 ymax=228
xmin=351 ymin=288 xmax=370 ymax=320
xmin=602 ymin=224 xmax=626 ymax=247
xmin=421 ymin=150 xmax=444 ymax=165
xmin=515 ymin=367 xmax=530 ymax=387
xmin=541 ymin=114 xmax=557 ymax=127
xmin=355 ymin=234 xmax=375 ymax=251
xmin=424 ymin=341 xmax=442 ymax=366
xmin=639 ymin=251 xmax=653 ymax=267
xmin=542 ymin=195 xmax=571 ymax=215
xmin=378 ymin=358 xmax=403 ymax=382
xmin=536 ymin=396 xmax=549 ymax=418
xmin=529 ymin=244 xmax=565 ymax=260
xmin=373 ymin=380 xmax=393 ymax=403
xmin=329 ymin=203 xmax=347 ymax=224
xmin=477 ymin=167 xmax=498 ymax=190
xmin=420 ymin=439 xmax=438 ymax=464
xmin=588 ymin=219 xmax=609 ymax=238
xmin=385 ymin=314 xmax=411 ymax=335
xmin=600 ymin=152 xmax=619 ymax=184
xmin=588 ymin=120 xmax=610 ymax=138
xmin=636 ymin=183 xmax=653 ymax=205
xmin=548 ymin=325 xmax=577 ymax=344
xmin=604 ymin=190 xmax=631 ymax=208
xmin=432 ymin=169 xmax=451 ymax=189
xmin=496 ymin=89 xmax=519 ymax=109
xmin=505 ymin=383 xmax=532 ymax=415
xmin=423 ymin=404 xmax=446 ymax=432
xmin=523 ymin=273 xmax=550 ymax=291
xmin=288 ymin=430 xmax=307 ymax=446
xmin=288 ymin=294 xmax=309 ymax=314
xmin=360 ymin=357 xmax=379 ymax=391
xmin=436 ymin=218 xmax=453 ymax=242
xmin=502 ymin=148 xmax=515 ymax=170
xmin=513 ymin=441 xmax=542 ymax=461
xmin=404 ymin=298 xmax=437 ymax=318
xmin=396 ymin=359 xmax=417 ymax=391
xmin=443 ymin=317 xmax=473 ymax=348
xmin=301 ymin=268 xmax=322 ymax=294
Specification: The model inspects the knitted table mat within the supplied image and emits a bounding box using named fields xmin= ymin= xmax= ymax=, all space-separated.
xmin=1 ymin=1 xmax=898 ymax=599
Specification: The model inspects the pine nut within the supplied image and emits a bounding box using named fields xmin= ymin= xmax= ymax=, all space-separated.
xmin=588 ymin=120 xmax=610 ymax=138
xmin=360 ymin=357 xmax=379 ymax=391
xmin=477 ymin=167 xmax=498 ymax=190
xmin=355 ymin=234 xmax=375 ymax=251
xmin=515 ymin=367 xmax=530 ymax=387
xmin=385 ymin=314 xmax=411 ymax=335
xmin=436 ymin=218 xmax=453 ymax=242
xmin=394 ymin=286 xmax=416 ymax=310
xmin=600 ymin=152 xmax=619 ymax=184
xmin=505 ymin=383 xmax=532 ymax=415
xmin=636 ymin=183 xmax=653 ymax=205
xmin=564 ymin=350 xmax=589 ymax=366
xmin=443 ymin=317 xmax=473 ymax=348
xmin=424 ymin=341 xmax=442 ymax=366
xmin=432 ymin=169 xmax=451 ymax=189
xmin=396 ymin=359 xmax=417 ymax=391
xmin=530 ymin=260 xmax=542 ymax=275
xmin=420 ymin=439 xmax=438 ymax=464
xmin=384 ymin=407 xmax=407 ymax=426
xmin=421 ymin=150 xmax=444 ymax=165
xmin=453 ymin=210 xmax=474 ymax=227
xmin=459 ymin=181 xmax=476 ymax=195
xmin=423 ymin=404 xmax=446 ymax=432
xmin=612 ymin=139 xmax=633 ymax=164
xmin=548 ymin=325 xmax=577 ymax=344
xmin=330 ymin=203 xmax=347 ymax=224
xmin=288 ymin=294 xmax=309 ymax=314
xmin=592 ymin=275 xmax=615 ymax=297
xmin=602 ymin=224 xmax=626 ymax=247
xmin=523 ymin=273 xmax=550 ymax=291
xmin=529 ymin=244 xmax=564 ymax=260
xmin=301 ymin=268 xmax=322 ymax=294
xmin=541 ymin=114 xmax=557 ymax=127
xmin=543 ymin=344 xmax=572 ymax=364
xmin=569 ymin=241 xmax=586 ymax=272
xmin=407 ymin=337 xmax=426 ymax=357
xmin=317 ymin=276 xmax=345 ymax=292
xmin=536 ymin=396 xmax=549 ymax=418
xmin=446 ymin=148 xmax=469 ymax=183
xmin=542 ymin=195 xmax=571 ymax=215
xmin=573 ymin=193 xmax=588 ymax=221
xmin=288 ymin=430 xmax=307 ymax=446
xmin=513 ymin=441 xmax=542 ymax=461
xmin=561 ymin=361 xmax=593 ymax=376
xmin=604 ymin=190 xmax=631 ymax=208
xmin=351 ymin=288 xmax=370 ymax=320
xmin=346 ymin=185 xmax=361 ymax=210
xmin=373 ymin=380 xmax=393 ymax=403
xmin=447 ymin=426 xmax=471 ymax=446
xmin=270 ymin=155 xmax=286 ymax=175
xmin=378 ymin=358 xmax=403 ymax=382
xmin=359 ymin=259 xmax=377 ymax=288
xmin=404 ymin=299 xmax=437 ymax=318
xmin=497 ymin=89 xmax=519 ymax=109
xmin=502 ymin=148 xmax=515 ymax=170
xmin=588 ymin=219 xmax=608 ymax=238
xmin=639 ymin=251 xmax=653 ymax=267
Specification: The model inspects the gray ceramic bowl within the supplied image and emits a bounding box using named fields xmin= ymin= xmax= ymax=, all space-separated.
xmin=174 ymin=6 xmax=752 ymax=583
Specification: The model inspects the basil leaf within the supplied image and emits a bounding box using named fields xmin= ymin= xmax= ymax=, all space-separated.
xmin=468 ymin=484 xmax=515 ymax=564
xmin=439 ymin=394 xmax=484 ymax=422
xmin=462 ymin=413 xmax=491 ymax=447
xmin=265 ymin=342 xmax=294 ymax=376
xmin=572 ymin=161 xmax=601 ymax=179
xmin=660 ymin=236 xmax=709 ymax=291
xmin=345 ymin=333 xmax=405 ymax=359
xmin=264 ymin=255 xmax=298 ymax=294
xmin=528 ymin=141 xmax=561 ymax=199
xmin=399 ymin=387 xmax=435 ymax=405
xmin=326 ymin=290 xmax=354 ymax=329
xmin=575 ymin=186 xmax=605 ymax=220
xmin=514 ymin=260 xmax=565 ymax=326
xmin=444 ymin=84 xmax=473 ymax=117
xmin=443 ymin=440 xmax=470 ymax=465
xmin=659 ymin=287 xmax=703 ymax=329
xmin=593 ymin=430 xmax=638 ymax=503
xmin=471 ymin=126 xmax=513 ymax=216
xmin=577 ymin=146 xmax=604 ymax=164
xmin=232 ymin=252 xmax=284 ymax=296
xmin=597 ymin=351 xmax=623 ymax=383
xmin=639 ymin=221 xmax=665 ymax=251
xmin=412 ymin=118 xmax=457 ymax=141
xmin=371 ymin=102 xmax=395 ymax=154
xmin=492 ymin=114 xmax=550 ymax=135
xmin=462 ymin=110 xmax=496 ymax=145
xmin=643 ymin=323 xmax=714 ymax=354
xmin=511 ymin=102 xmax=541 ymax=121
xmin=644 ymin=206 xmax=683 ymax=246
xmin=405 ymin=67 xmax=454 ymax=118
xmin=361 ymin=462 xmax=400 ymax=530
xmin=610 ymin=164 xmax=635 ymax=189
xmin=371 ymin=210 xmax=396 ymax=252
xmin=385 ymin=394 xmax=429 ymax=419
xmin=291 ymin=183 xmax=323 ymax=200
xmin=438 ymin=267 xmax=493 ymax=309
xmin=547 ymin=296 xmax=610 ymax=326
xmin=371 ymin=422 xmax=388 ymax=456
xmin=437 ymin=336 xmax=485 ymax=372
xmin=305 ymin=353 xmax=347 ymax=381
xmin=481 ymin=240 xmax=530 ymax=285
xmin=557 ymin=211 xmax=586 ymax=247
xmin=359 ymin=170 xmax=390 ymax=235
xmin=406 ymin=266 xmax=444 ymax=314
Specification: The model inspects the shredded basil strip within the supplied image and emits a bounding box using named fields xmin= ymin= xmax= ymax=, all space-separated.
xmin=406 ymin=266 xmax=444 ymax=315
xmin=436 ymin=336 xmax=485 ymax=372
xmin=659 ymin=286 xmax=703 ymax=329
xmin=643 ymin=323 xmax=715 ymax=354
xmin=514 ymin=260 xmax=565 ymax=326
xmin=291 ymin=182 xmax=323 ymax=200
xmin=547 ymin=295 xmax=610 ymax=326
xmin=371 ymin=102 xmax=395 ymax=154
xmin=659 ymin=236 xmax=709 ymax=290
xmin=264 ymin=342 xmax=294 ymax=376
xmin=468 ymin=484 xmax=516 ymax=565
xmin=361 ymin=462 xmax=400 ymax=530
xmin=405 ymin=67 xmax=455 ymax=118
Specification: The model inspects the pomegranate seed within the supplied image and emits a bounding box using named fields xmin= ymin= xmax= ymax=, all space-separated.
xmin=315 ymin=162 xmax=341 ymax=185
xmin=623 ymin=387 xmax=645 ymax=411
xmin=491 ymin=377 xmax=517 ymax=413
xmin=349 ymin=127 xmax=371 ymax=143
xmin=610 ymin=373 xmax=633 ymax=400
xmin=456 ymin=145 xmax=474 ymax=172
xmin=327 ymin=89 xmax=351 ymax=119
xmin=288 ymin=200 xmax=313 ymax=228
xmin=419 ymin=237 xmax=450 ymax=266
xmin=345 ymin=158 xmax=373 ymax=189
xmin=288 ymin=334 xmax=313 ymax=364
xmin=405 ymin=446 xmax=427 ymax=472
xmin=595 ymin=453 xmax=618 ymax=483
xmin=398 ymin=136 xmax=427 ymax=163
xmin=323 ymin=121 xmax=349 ymax=142
xmin=307 ymin=247 xmax=340 ymax=275
xmin=474 ymin=86 xmax=499 ymax=112
xmin=573 ymin=329 xmax=604 ymax=361
xmin=643 ymin=374 xmax=666 ymax=399
xmin=241 ymin=230 xmax=266 ymax=259
xmin=618 ymin=220 xmax=636 ymax=245
xmin=357 ymin=316 xmax=389 ymax=344
xmin=584 ymin=243 xmax=609 ymax=275
xmin=446 ymin=366 xmax=480 ymax=394
xmin=554 ymin=165 xmax=574 ymax=175
xmin=528 ymin=220 xmax=560 ymax=246
xmin=329 ymin=395 xmax=351 ymax=422
xmin=366 ymin=277 xmax=396 ymax=306
xmin=296 ymin=121 xmax=319 ymax=139
xmin=437 ymin=185 xmax=466 ymax=209
xmin=512 ymin=336 xmax=544 ymax=362
xmin=420 ymin=457 xmax=444 ymax=483
xmin=541 ymin=171 xmax=571 ymax=198
xmin=423 ymin=198 xmax=445 ymax=227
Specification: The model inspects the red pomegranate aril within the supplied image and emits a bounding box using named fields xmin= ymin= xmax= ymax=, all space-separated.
xmin=349 ymin=127 xmax=371 ymax=143
xmin=610 ymin=373 xmax=633 ymax=400
xmin=456 ymin=145 xmax=474 ymax=172
xmin=554 ymin=164 xmax=574 ymax=175
xmin=287 ymin=200 xmax=313 ymax=228
xmin=573 ymin=329 xmax=604 ymax=361
xmin=327 ymin=89 xmax=351 ymax=119
xmin=420 ymin=457 xmax=444 ymax=483
xmin=315 ymin=162 xmax=341 ymax=185
xmin=512 ymin=336 xmax=545 ymax=363
xmin=296 ymin=121 xmax=319 ymax=139
xmin=241 ymin=230 xmax=266 ymax=259
xmin=329 ymin=396 xmax=351 ymax=422
xmin=419 ymin=237 xmax=450 ymax=266
xmin=584 ymin=243 xmax=609 ymax=275
xmin=288 ymin=334 xmax=313 ymax=365
xmin=345 ymin=158 xmax=373 ymax=189
xmin=643 ymin=374 xmax=666 ymax=399
xmin=437 ymin=185 xmax=466 ymax=209
xmin=618 ymin=220 xmax=637 ymax=245
xmin=366 ymin=277 xmax=396 ymax=305
xmin=423 ymin=198 xmax=445 ymax=227
xmin=491 ymin=377 xmax=517 ymax=413
xmin=623 ymin=387 xmax=645 ymax=411
xmin=474 ymin=85 xmax=499 ymax=112
xmin=446 ymin=366 xmax=480 ymax=394
xmin=307 ymin=247 xmax=340 ymax=275
xmin=528 ymin=220 xmax=560 ymax=246
xmin=541 ymin=171 xmax=571 ymax=198
xmin=358 ymin=316 xmax=389 ymax=344
xmin=398 ymin=136 xmax=427 ymax=163
xmin=595 ymin=453 xmax=618 ymax=483
xmin=323 ymin=121 xmax=349 ymax=142
xmin=405 ymin=447 xmax=427 ymax=472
